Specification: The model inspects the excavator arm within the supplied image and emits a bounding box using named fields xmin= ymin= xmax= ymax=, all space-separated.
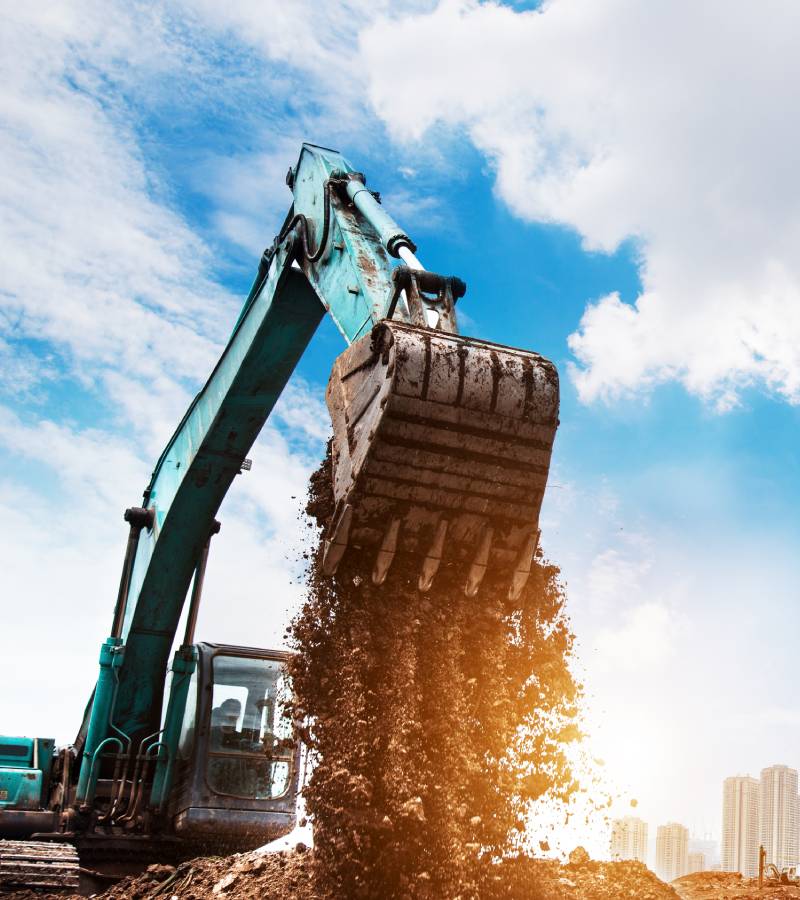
xmin=73 ymin=142 xmax=559 ymax=811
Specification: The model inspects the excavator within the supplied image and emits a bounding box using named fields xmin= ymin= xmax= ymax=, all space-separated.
xmin=0 ymin=143 xmax=559 ymax=891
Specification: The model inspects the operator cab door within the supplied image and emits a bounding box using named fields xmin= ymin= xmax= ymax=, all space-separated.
xmin=169 ymin=643 xmax=299 ymax=847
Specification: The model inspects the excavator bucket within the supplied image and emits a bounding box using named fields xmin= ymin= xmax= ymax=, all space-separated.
xmin=322 ymin=320 xmax=559 ymax=599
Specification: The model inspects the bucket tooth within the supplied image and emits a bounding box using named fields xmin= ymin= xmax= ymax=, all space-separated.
xmin=418 ymin=519 xmax=449 ymax=593
xmin=372 ymin=516 xmax=401 ymax=585
xmin=322 ymin=503 xmax=353 ymax=576
xmin=465 ymin=526 xmax=494 ymax=597
xmin=508 ymin=529 xmax=540 ymax=602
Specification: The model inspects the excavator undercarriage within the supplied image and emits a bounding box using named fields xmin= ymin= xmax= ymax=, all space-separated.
xmin=0 ymin=840 xmax=80 ymax=891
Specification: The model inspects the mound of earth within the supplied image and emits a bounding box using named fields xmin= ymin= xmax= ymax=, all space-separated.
xmin=3 ymin=848 xmax=680 ymax=900
xmin=673 ymin=870 xmax=800 ymax=899
xmin=495 ymin=854 xmax=679 ymax=899
xmin=18 ymin=854 xmax=800 ymax=899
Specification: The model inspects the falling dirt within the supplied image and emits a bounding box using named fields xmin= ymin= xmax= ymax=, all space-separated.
xmin=287 ymin=447 xmax=583 ymax=898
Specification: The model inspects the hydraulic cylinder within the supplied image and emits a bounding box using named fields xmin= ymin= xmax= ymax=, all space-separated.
xmin=75 ymin=637 xmax=124 ymax=807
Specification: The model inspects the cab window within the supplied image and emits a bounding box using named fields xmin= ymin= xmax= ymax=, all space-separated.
xmin=206 ymin=654 xmax=293 ymax=800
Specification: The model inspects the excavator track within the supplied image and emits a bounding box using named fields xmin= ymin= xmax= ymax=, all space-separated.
xmin=0 ymin=840 xmax=80 ymax=891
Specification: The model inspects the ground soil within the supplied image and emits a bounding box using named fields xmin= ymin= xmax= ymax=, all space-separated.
xmin=12 ymin=857 xmax=800 ymax=899
xmin=1 ymin=849 xmax=680 ymax=899
xmin=12 ymin=861 xmax=800 ymax=899
xmin=672 ymin=871 xmax=800 ymax=899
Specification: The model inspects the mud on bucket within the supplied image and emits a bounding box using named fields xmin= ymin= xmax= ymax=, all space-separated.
xmin=322 ymin=320 xmax=559 ymax=600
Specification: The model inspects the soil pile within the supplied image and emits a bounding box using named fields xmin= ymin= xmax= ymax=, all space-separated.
xmin=673 ymin=871 xmax=800 ymax=899
xmin=13 ymin=860 xmax=800 ymax=899
xmin=287 ymin=449 xmax=582 ymax=898
xmin=499 ymin=854 xmax=680 ymax=898
xmin=1 ymin=850 xmax=681 ymax=899
xmin=0 ymin=854 xmax=314 ymax=900
xmin=4 ymin=850 xmax=687 ymax=899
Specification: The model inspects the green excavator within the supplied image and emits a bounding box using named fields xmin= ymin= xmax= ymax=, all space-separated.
xmin=0 ymin=144 xmax=559 ymax=891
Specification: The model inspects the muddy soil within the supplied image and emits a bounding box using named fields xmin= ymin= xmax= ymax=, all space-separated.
xmin=1 ymin=849 xmax=680 ymax=899
xmin=10 ymin=862 xmax=800 ymax=899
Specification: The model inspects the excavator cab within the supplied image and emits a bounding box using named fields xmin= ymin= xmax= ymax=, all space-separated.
xmin=164 ymin=643 xmax=299 ymax=847
xmin=0 ymin=644 xmax=299 ymax=889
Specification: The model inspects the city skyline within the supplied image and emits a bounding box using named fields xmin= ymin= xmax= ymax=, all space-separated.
xmin=609 ymin=814 xmax=718 ymax=876
xmin=610 ymin=816 xmax=648 ymax=864
xmin=607 ymin=761 xmax=800 ymax=877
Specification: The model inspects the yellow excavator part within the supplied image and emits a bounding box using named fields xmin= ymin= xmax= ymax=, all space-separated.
xmin=323 ymin=320 xmax=559 ymax=598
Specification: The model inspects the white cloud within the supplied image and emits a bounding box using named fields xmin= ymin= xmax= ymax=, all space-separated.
xmin=593 ymin=601 xmax=677 ymax=673
xmin=0 ymin=339 xmax=59 ymax=401
xmin=180 ymin=0 xmax=431 ymax=84
xmin=0 ymin=407 xmax=148 ymax=513
xmin=377 ymin=189 xmax=446 ymax=235
xmin=191 ymin=140 xmax=306 ymax=255
xmin=1 ymin=4 xmax=235 ymax=404
xmin=273 ymin=379 xmax=331 ymax=445
xmin=360 ymin=0 xmax=800 ymax=408
xmin=585 ymin=548 xmax=651 ymax=615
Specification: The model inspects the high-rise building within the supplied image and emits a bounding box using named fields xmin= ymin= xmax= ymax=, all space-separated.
xmin=687 ymin=852 xmax=706 ymax=874
xmin=610 ymin=816 xmax=648 ymax=864
xmin=760 ymin=765 xmax=799 ymax=871
xmin=689 ymin=835 xmax=719 ymax=870
xmin=656 ymin=822 xmax=689 ymax=882
xmin=722 ymin=776 xmax=760 ymax=877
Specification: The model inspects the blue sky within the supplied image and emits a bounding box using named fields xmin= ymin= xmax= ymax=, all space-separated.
xmin=3 ymin=0 xmax=800 ymax=862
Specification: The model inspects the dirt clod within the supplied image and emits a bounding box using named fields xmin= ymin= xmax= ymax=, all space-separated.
xmin=568 ymin=846 xmax=591 ymax=867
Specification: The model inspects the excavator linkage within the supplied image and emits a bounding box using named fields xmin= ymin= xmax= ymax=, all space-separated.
xmin=323 ymin=320 xmax=559 ymax=598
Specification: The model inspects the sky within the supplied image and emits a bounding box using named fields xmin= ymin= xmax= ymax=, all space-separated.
xmin=3 ymin=0 xmax=800 ymax=862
